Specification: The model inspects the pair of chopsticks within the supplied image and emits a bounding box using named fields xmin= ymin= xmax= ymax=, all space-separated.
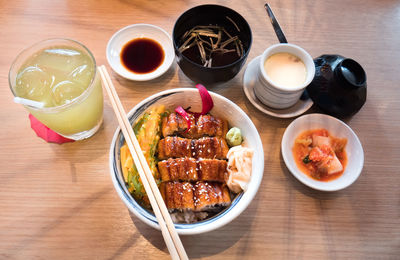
xmin=98 ymin=65 xmax=188 ymax=260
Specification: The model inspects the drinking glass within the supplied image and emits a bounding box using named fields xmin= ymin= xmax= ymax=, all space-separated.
xmin=9 ymin=39 xmax=103 ymax=140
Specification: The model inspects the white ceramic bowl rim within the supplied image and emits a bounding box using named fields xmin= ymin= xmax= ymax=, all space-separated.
xmin=259 ymin=43 xmax=315 ymax=92
xmin=281 ymin=113 xmax=364 ymax=191
xmin=109 ymin=88 xmax=264 ymax=235
xmin=106 ymin=23 xmax=174 ymax=81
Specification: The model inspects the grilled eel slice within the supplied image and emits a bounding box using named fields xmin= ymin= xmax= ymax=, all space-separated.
xmin=158 ymin=158 xmax=228 ymax=182
xmin=162 ymin=113 xmax=228 ymax=139
xmin=159 ymin=181 xmax=231 ymax=212
xmin=157 ymin=136 xmax=229 ymax=160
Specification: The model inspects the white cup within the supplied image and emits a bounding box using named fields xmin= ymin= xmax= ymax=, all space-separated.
xmin=254 ymin=43 xmax=315 ymax=109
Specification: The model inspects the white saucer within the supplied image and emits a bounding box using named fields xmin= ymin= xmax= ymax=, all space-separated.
xmin=106 ymin=24 xmax=175 ymax=81
xmin=243 ymin=55 xmax=313 ymax=118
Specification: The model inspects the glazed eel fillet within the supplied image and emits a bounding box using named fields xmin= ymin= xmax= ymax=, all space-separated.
xmin=157 ymin=136 xmax=229 ymax=160
xmin=162 ymin=113 xmax=228 ymax=139
xmin=158 ymin=158 xmax=228 ymax=182
xmin=160 ymin=181 xmax=231 ymax=212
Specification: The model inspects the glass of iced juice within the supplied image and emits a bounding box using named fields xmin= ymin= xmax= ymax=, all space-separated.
xmin=9 ymin=39 xmax=103 ymax=140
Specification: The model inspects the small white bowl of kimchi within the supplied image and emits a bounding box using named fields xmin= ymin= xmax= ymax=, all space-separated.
xmin=281 ymin=113 xmax=364 ymax=191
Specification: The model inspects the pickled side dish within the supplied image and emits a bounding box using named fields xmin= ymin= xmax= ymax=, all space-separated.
xmin=292 ymin=129 xmax=347 ymax=181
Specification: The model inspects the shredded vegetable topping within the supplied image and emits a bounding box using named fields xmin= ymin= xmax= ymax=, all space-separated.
xmin=178 ymin=21 xmax=244 ymax=67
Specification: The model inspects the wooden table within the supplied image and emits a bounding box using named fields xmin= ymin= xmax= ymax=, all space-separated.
xmin=1 ymin=0 xmax=399 ymax=259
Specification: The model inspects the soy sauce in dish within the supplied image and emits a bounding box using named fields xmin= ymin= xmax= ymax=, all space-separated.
xmin=121 ymin=38 xmax=165 ymax=74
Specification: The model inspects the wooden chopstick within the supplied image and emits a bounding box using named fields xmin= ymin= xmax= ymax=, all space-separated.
xmin=98 ymin=65 xmax=188 ymax=260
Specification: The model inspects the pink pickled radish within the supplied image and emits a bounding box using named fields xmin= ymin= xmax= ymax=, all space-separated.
xmin=196 ymin=84 xmax=214 ymax=115
xmin=175 ymin=106 xmax=191 ymax=133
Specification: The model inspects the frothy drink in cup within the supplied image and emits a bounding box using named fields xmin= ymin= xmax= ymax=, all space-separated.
xmin=264 ymin=52 xmax=307 ymax=89
xmin=254 ymin=43 xmax=315 ymax=109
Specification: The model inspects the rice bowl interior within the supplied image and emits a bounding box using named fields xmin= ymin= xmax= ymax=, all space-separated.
xmin=109 ymin=88 xmax=264 ymax=235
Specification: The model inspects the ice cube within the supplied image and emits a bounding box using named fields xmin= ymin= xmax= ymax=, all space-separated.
xmin=68 ymin=64 xmax=93 ymax=87
xmin=35 ymin=47 xmax=85 ymax=75
xmin=15 ymin=66 xmax=53 ymax=106
xmin=69 ymin=64 xmax=88 ymax=78
xmin=51 ymin=80 xmax=86 ymax=105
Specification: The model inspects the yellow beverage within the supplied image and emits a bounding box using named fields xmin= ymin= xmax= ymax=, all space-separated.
xmin=10 ymin=39 xmax=103 ymax=140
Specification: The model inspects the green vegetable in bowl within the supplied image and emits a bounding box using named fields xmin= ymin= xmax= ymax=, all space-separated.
xmin=226 ymin=127 xmax=242 ymax=146
xmin=303 ymin=155 xmax=311 ymax=164
xmin=120 ymin=105 xmax=167 ymax=208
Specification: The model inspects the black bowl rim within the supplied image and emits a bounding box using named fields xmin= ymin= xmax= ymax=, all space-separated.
xmin=172 ymin=4 xmax=253 ymax=70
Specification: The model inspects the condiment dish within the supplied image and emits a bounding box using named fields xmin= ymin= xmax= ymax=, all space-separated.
xmin=281 ymin=113 xmax=364 ymax=191
xmin=109 ymin=88 xmax=264 ymax=235
xmin=106 ymin=24 xmax=174 ymax=81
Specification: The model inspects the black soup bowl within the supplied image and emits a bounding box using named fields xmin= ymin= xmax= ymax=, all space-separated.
xmin=173 ymin=5 xmax=252 ymax=85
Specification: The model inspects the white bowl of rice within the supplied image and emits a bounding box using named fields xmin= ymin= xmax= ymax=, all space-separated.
xmin=109 ymin=88 xmax=264 ymax=235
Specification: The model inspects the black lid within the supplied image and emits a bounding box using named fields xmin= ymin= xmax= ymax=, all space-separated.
xmin=335 ymin=58 xmax=366 ymax=89
xmin=307 ymin=55 xmax=367 ymax=118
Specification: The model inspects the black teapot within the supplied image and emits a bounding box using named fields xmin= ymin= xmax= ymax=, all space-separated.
xmin=307 ymin=55 xmax=367 ymax=117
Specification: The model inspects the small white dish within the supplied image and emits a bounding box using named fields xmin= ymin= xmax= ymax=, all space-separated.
xmin=281 ymin=113 xmax=364 ymax=191
xmin=243 ymin=55 xmax=313 ymax=118
xmin=106 ymin=24 xmax=174 ymax=81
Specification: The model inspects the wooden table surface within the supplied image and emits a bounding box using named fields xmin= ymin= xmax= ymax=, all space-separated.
xmin=1 ymin=0 xmax=399 ymax=259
